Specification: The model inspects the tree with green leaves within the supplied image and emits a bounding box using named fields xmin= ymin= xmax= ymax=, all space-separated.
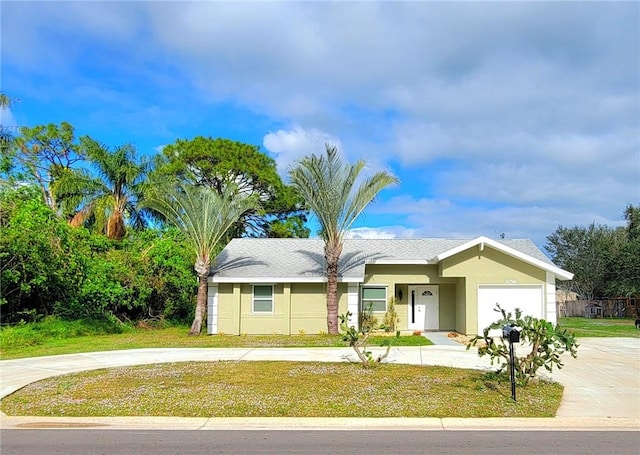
xmin=151 ymin=136 xmax=308 ymax=238
xmin=606 ymin=204 xmax=640 ymax=297
xmin=623 ymin=204 xmax=640 ymax=241
xmin=0 ymin=92 xmax=16 ymax=162
xmin=0 ymin=185 xmax=88 ymax=323
xmin=289 ymin=145 xmax=398 ymax=334
xmin=59 ymin=137 xmax=149 ymax=240
xmin=143 ymin=183 xmax=259 ymax=335
xmin=544 ymin=222 xmax=619 ymax=300
xmin=10 ymin=122 xmax=84 ymax=213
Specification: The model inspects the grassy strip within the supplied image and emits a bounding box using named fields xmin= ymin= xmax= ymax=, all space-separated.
xmin=1 ymin=321 xmax=432 ymax=360
xmin=0 ymin=361 xmax=562 ymax=418
xmin=558 ymin=317 xmax=639 ymax=338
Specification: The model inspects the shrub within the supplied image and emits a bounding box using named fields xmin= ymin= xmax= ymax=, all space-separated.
xmin=0 ymin=316 xmax=131 ymax=349
xmin=466 ymin=304 xmax=579 ymax=386
xmin=339 ymin=304 xmax=399 ymax=368
xmin=382 ymin=297 xmax=399 ymax=332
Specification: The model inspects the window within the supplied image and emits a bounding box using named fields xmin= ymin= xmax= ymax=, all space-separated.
xmin=362 ymin=286 xmax=387 ymax=312
xmin=253 ymin=285 xmax=273 ymax=313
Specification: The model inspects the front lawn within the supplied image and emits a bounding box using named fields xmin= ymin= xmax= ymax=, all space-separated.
xmin=558 ymin=317 xmax=639 ymax=338
xmin=0 ymin=321 xmax=431 ymax=360
xmin=0 ymin=361 xmax=563 ymax=418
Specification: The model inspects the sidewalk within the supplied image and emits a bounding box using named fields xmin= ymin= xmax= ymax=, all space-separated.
xmin=1 ymin=339 xmax=639 ymax=431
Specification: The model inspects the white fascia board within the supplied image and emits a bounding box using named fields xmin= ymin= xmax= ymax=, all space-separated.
xmin=435 ymin=236 xmax=493 ymax=261
xmin=435 ymin=236 xmax=574 ymax=281
xmin=366 ymin=259 xmax=434 ymax=265
xmin=209 ymin=276 xmax=364 ymax=284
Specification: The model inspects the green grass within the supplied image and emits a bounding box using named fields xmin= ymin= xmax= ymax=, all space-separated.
xmin=558 ymin=317 xmax=639 ymax=338
xmin=0 ymin=319 xmax=432 ymax=360
xmin=0 ymin=361 xmax=562 ymax=418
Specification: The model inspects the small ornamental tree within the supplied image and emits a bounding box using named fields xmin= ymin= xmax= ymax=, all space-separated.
xmin=466 ymin=305 xmax=578 ymax=386
xmin=339 ymin=304 xmax=399 ymax=368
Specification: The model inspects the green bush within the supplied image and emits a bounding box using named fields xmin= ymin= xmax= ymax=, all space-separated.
xmin=467 ymin=305 xmax=578 ymax=386
xmin=1 ymin=187 xmax=195 ymax=325
xmin=339 ymin=304 xmax=399 ymax=368
xmin=0 ymin=190 xmax=88 ymax=323
xmin=382 ymin=296 xmax=399 ymax=332
xmin=0 ymin=316 xmax=131 ymax=349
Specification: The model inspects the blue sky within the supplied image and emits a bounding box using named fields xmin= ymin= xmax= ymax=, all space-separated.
xmin=2 ymin=1 xmax=639 ymax=249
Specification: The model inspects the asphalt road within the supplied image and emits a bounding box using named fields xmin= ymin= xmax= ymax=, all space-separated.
xmin=2 ymin=430 xmax=639 ymax=455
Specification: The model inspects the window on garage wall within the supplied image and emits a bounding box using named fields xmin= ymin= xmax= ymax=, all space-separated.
xmin=361 ymin=286 xmax=387 ymax=312
xmin=253 ymin=285 xmax=274 ymax=313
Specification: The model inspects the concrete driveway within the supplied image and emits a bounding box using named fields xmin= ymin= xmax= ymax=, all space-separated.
xmin=547 ymin=337 xmax=640 ymax=419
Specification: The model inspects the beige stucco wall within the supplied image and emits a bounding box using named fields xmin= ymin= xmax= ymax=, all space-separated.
xmin=394 ymin=284 xmax=409 ymax=331
xmin=216 ymin=283 xmax=237 ymax=335
xmin=440 ymin=246 xmax=546 ymax=334
xmin=290 ymin=283 xmax=348 ymax=334
xmin=215 ymin=281 xmax=348 ymax=335
xmin=438 ymin=284 xmax=456 ymax=330
xmin=454 ymin=278 xmax=467 ymax=334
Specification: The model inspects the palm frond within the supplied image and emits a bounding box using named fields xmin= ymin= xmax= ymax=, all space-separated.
xmin=143 ymin=182 xmax=260 ymax=272
xmin=289 ymin=144 xmax=398 ymax=244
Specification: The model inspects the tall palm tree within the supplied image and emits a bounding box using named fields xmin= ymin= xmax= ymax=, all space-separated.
xmin=59 ymin=137 xmax=148 ymax=239
xmin=289 ymin=145 xmax=398 ymax=334
xmin=144 ymin=183 xmax=258 ymax=335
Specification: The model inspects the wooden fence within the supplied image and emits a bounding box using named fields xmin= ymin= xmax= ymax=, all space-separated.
xmin=558 ymin=299 xmax=636 ymax=318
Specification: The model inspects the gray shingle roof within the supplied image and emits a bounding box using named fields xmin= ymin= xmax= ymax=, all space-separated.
xmin=210 ymin=237 xmax=556 ymax=282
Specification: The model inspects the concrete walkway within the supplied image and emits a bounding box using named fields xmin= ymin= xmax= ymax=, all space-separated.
xmin=1 ymin=338 xmax=639 ymax=430
xmin=423 ymin=331 xmax=462 ymax=346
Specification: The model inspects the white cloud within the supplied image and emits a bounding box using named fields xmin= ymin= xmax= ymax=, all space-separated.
xmin=346 ymin=227 xmax=395 ymax=240
xmin=263 ymin=127 xmax=343 ymax=176
xmin=3 ymin=1 xmax=638 ymax=246
xmin=0 ymin=107 xmax=16 ymax=127
xmin=371 ymin=195 xmax=628 ymax=248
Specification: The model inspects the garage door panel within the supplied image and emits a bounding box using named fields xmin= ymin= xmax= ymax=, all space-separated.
xmin=477 ymin=285 xmax=543 ymax=336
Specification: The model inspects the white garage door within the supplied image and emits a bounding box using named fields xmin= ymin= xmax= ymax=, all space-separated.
xmin=477 ymin=285 xmax=544 ymax=336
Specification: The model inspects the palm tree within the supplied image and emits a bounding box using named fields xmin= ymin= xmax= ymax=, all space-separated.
xmin=289 ymin=145 xmax=398 ymax=334
xmin=59 ymin=137 xmax=148 ymax=239
xmin=144 ymin=183 xmax=258 ymax=335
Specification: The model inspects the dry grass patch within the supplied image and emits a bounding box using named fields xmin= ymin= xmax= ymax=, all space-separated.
xmin=1 ymin=361 xmax=562 ymax=418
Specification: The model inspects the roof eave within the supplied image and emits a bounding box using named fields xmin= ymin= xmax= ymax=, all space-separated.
xmin=366 ymin=259 xmax=436 ymax=265
xmin=209 ymin=276 xmax=365 ymax=284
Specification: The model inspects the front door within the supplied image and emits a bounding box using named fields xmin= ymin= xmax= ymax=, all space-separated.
xmin=409 ymin=285 xmax=439 ymax=331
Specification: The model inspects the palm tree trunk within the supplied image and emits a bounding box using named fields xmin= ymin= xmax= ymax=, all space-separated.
xmin=190 ymin=273 xmax=208 ymax=335
xmin=107 ymin=211 xmax=126 ymax=240
xmin=326 ymin=261 xmax=339 ymax=334
xmin=325 ymin=243 xmax=342 ymax=335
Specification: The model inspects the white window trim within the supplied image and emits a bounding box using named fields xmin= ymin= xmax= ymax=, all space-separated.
xmin=361 ymin=285 xmax=388 ymax=313
xmin=252 ymin=284 xmax=274 ymax=314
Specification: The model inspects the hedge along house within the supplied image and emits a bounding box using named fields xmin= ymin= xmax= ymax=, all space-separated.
xmin=207 ymin=236 xmax=573 ymax=336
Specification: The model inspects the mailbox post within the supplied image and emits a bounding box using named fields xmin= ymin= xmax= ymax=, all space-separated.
xmin=502 ymin=324 xmax=521 ymax=402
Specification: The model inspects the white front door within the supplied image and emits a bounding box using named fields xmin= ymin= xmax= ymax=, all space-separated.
xmin=408 ymin=285 xmax=439 ymax=331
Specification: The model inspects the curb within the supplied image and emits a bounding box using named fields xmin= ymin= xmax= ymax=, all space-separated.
xmin=2 ymin=415 xmax=639 ymax=431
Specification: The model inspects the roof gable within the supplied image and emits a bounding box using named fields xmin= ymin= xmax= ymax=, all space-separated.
xmin=435 ymin=236 xmax=573 ymax=280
